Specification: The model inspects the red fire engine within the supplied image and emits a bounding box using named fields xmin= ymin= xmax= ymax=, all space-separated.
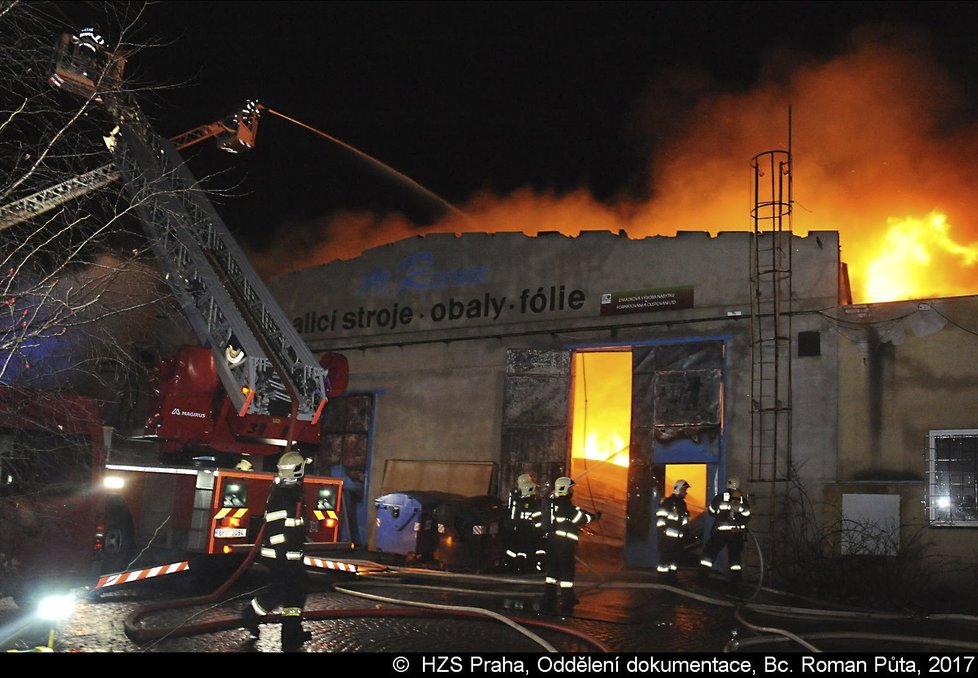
xmin=0 ymin=390 xmax=107 ymax=608
xmin=0 ymin=32 xmax=350 ymax=608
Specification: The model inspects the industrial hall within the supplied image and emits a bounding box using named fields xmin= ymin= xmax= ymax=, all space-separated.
xmin=269 ymin=221 xmax=978 ymax=601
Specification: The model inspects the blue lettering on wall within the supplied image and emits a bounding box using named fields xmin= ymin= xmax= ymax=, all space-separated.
xmin=356 ymin=251 xmax=488 ymax=297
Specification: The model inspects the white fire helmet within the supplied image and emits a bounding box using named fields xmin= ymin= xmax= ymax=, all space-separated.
xmin=673 ymin=479 xmax=690 ymax=494
xmin=277 ymin=451 xmax=309 ymax=480
xmin=516 ymin=473 xmax=537 ymax=497
xmin=554 ymin=476 xmax=575 ymax=497
xmin=726 ymin=477 xmax=740 ymax=491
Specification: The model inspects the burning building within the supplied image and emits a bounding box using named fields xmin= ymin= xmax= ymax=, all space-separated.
xmin=266 ymin=222 xmax=978 ymax=597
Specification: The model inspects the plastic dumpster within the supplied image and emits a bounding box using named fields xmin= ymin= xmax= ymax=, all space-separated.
xmin=433 ymin=495 xmax=505 ymax=571
xmin=374 ymin=490 xmax=462 ymax=560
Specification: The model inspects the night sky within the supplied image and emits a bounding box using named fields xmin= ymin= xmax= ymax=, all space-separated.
xmin=69 ymin=2 xmax=978 ymax=296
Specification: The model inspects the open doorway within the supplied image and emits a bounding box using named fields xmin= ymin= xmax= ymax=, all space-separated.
xmin=659 ymin=462 xmax=709 ymax=561
xmin=569 ymin=341 xmax=725 ymax=569
xmin=569 ymin=350 xmax=631 ymax=558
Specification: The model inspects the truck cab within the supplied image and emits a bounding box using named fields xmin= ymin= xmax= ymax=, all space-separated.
xmin=0 ymin=390 xmax=108 ymax=608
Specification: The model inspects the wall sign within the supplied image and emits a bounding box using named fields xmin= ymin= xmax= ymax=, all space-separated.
xmin=600 ymin=286 xmax=694 ymax=316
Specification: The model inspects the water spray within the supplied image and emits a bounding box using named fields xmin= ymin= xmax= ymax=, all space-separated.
xmin=261 ymin=107 xmax=478 ymax=227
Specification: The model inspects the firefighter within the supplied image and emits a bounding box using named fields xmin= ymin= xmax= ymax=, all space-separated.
xmin=74 ymin=25 xmax=106 ymax=52
xmin=542 ymin=476 xmax=600 ymax=614
xmin=699 ymin=477 xmax=752 ymax=581
xmin=505 ymin=473 xmax=544 ymax=574
xmin=656 ymin=479 xmax=691 ymax=581
xmin=71 ymin=26 xmax=106 ymax=78
xmin=242 ymin=451 xmax=313 ymax=651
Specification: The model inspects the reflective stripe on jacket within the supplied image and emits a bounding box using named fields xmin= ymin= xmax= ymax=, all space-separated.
xmin=656 ymin=494 xmax=689 ymax=539
xmin=261 ymin=478 xmax=307 ymax=560
xmin=548 ymin=495 xmax=596 ymax=540
xmin=707 ymin=489 xmax=751 ymax=532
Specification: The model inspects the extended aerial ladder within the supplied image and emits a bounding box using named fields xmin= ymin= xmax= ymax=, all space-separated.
xmin=0 ymin=33 xmax=352 ymax=606
xmin=46 ymin=35 xmax=328 ymax=433
xmin=0 ymin=103 xmax=260 ymax=232
xmin=0 ymin=163 xmax=121 ymax=231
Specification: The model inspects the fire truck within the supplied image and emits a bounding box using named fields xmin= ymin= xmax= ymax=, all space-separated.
xmin=0 ymin=33 xmax=349 ymax=608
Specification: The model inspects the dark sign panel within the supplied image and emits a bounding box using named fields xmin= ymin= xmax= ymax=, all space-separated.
xmin=600 ymin=286 xmax=694 ymax=316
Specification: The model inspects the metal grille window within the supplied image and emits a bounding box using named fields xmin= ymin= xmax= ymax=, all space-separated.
xmin=928 ymin=430 xmax=978 ymax=526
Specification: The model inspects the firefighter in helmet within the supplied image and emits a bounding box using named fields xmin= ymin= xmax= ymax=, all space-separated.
xmin=542 ymin=476 xmax=600 ymax=614
xmin=505 ymin=473 xmax=545 ymax=574
xmin=71 ymin=25 xmax=107 ymax=78
xmin=74 ymin=25 xmax=106 ymax=53
xmin=699 ymin=477 xmax=751 ymax=581
xmin=656 ymin=479 xmax=691 ymax=582
xmin=242 ymin=451 xmax=313 ymax=651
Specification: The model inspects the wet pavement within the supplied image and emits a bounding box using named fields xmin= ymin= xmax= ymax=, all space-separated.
xmin=3 ymin=550 xmax=978 ymax=655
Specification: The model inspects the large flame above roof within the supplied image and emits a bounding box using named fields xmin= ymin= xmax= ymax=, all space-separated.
xmin=858 ymin=212 xmax=978 ymax=302
xmin=252 ymin=24 xmax=978 ymax=304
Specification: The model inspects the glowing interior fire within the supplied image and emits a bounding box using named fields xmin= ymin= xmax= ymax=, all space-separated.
xmin=571 ymin=352 xmax=631 ymax=469
xmin=854 ymin=211 xmax=978 ymax=303
xmin=578 ymin=431 xmax=629 ymax=468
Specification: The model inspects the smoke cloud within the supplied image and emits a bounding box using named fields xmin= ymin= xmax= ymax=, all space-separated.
xmin=250 ymin=23 xmax=978 ymax=303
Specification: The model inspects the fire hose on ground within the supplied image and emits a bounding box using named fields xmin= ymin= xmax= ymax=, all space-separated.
xmin=119 ymin=528 xmax=610 ymax=652
xmin=113 ymin=522 xmax=978 ymax=653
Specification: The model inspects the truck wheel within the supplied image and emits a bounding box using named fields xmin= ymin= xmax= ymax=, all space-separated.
xmin=102 ymin=506 xmax=135 ymax=573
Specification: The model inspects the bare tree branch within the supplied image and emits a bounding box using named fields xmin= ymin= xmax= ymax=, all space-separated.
xmin=0 ymin=1 xmax=189 ymax=431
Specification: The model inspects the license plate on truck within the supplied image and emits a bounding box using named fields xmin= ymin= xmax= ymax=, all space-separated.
xmin=214 ymin=528 xmax=247 ymax=538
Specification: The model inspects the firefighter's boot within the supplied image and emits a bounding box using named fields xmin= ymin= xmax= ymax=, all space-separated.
xmin=281 ymin=627 xmax=312 ymax=652
xmin=558 ymin=588 xmax=577 ymax=616
xmin=541 ymin=583 xmax=557 ymax=614
xmin=281 ymin=612 xmax=312 ymax=652
xmin=242 ymin=601 xmax=261 ymax=638
xmin=728 ymin=567 xmax=744 ymax=592
xmin=697 ymin=566 xmax=711 ymax=584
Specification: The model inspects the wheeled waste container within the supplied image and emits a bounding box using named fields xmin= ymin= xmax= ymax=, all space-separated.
xmin=374 ymin=490 xmax=462 ymax=560
xmin=433 ymin=494 xmax=505 ymax=571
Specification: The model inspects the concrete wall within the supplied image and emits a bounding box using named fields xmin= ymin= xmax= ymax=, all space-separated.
xmin=269 ymin=229 xmax=844 ymax=553
xmin=836 ymin=296 xmax=978 ymax=589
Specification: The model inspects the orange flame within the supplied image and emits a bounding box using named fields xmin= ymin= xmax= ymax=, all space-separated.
xmin=856 ymin=212 xmax=978 ymax=303
xmin=249 ymin=26 xmax=978 ymax=306
xmin=576 ymin=431 xmax=629 ymax=469
xmin=571 ymin=352 xmax=631 ymax=469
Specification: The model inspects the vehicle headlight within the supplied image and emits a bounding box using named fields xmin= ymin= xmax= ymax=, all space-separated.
xmin=36 ymin=593 xmax=76 ymax=621
xmin=104 ymin=476 xmax=125 ymax=490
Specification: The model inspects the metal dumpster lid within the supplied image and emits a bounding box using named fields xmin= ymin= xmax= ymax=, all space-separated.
xmin=375 ymin=490 xmax=464 ymax=506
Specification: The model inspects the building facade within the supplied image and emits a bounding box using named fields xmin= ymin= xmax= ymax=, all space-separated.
xmin=832 ymin=295 xmax=978 ymax=598
xmin=269 ymin=229 xmax=977 ymax=597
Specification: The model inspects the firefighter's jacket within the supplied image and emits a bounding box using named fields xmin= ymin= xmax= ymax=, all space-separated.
xmin=508 ymin=490 xmax=543 ymax=529
xmin=547 ymin=495 xmax=597 ymax=541
xmin=656 ymin=494 xmax=689 ymax=540
xmin=707 ymin=489 xmax=751 ymax=533
xmin=260 ymin=478 xmax=306 ymax=562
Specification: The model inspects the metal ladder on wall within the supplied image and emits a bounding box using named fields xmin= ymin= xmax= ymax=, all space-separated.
xmin=749 ymin=147 xmax=793 ymax=485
